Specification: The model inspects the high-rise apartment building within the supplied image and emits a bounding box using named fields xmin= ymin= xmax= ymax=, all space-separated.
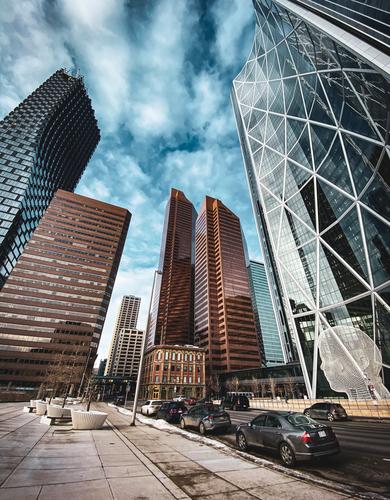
xmin=105 ymin=295 xmax=141 ymax=376
xmin=147 ymin=188 xmax=197 ymax=348
xmin=194 ymin=196 xmax=261 ymax=374
xmin=108 ymin=328 xmax=144 ymax=379
xmin=248 ymin=260 xmax=286 ymax=366
xmin=0 ymin=190 xmax=130 ymax=390
xmin=232 ymin=0 xmax=390 ymax=398
xmin=0 ymin=69 xmax=100 ymax=286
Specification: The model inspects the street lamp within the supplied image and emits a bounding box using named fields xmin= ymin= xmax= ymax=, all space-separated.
xmin=130 ymin=269 xmax=162 ymax=426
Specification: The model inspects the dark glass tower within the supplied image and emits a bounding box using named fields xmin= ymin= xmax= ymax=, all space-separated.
xmin=0 ymin=69 xmax=100 ymax=286
xmin=146 ymin=188 xmax=197 ymax=348
xmin=194 ymin=196 xmax=262 ymax=374
xmin=232 ymin=0 xmax=390 ymax=399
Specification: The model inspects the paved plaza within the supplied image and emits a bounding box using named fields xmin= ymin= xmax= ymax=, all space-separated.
xmin=0 ymin=402 xmax=359 ymax=499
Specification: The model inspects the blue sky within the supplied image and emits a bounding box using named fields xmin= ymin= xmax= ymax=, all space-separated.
xmin=0 ymin=0 xmax=261 ymax=362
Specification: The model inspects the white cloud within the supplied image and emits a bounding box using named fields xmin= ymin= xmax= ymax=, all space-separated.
xmin=211 ymin=0 xmax=254 ymax=69
xmin=0 ymin=0 xmax=261 ymax=366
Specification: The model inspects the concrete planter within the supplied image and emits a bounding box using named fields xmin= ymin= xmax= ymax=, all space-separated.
xmin=36 ymin=401 xmax=47 ymax=416
xmin=47 ymin=404 xmax=72 ymax=418
xmin=71 ymin=409 xmax=108 ymax=430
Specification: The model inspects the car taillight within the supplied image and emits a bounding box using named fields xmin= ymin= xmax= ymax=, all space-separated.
xmin=300 ymin=431 xmax=312 ymax=444
xmin=169 ymin=409 xmax=177 ymax=414
xmin=208 ymin=415 xmax=214 ymax=420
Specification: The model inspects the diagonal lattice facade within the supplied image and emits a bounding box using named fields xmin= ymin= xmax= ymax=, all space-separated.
xmin=232 ymin=0 xmax=390 ymax=399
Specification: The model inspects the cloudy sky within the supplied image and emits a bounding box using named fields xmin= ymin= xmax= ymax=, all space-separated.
xmin=0 ymin=0 xmax=261 ymax=362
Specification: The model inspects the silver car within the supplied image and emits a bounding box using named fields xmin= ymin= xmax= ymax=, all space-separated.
xmin=236 ymin=411 xmax=340 ymax=467
xmin=180 ymin=404 xmax=231 ymax=434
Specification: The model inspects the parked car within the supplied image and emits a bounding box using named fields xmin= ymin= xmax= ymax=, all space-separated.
xmin=141 ymin=400 xmax=163 ymax=416
xmin=113 ymin=395 xmax=125 ymax=406
xmin=236 ymin=411 xmax=340 ymax=467
xmin=221 ymin=394 xmax=250 ymax=411
xmin=180 ymin=404 xmax=231 ymax=434
xmin=304 ymin=402 xmax=348 ymax=421
xmin=173 ymin=395 xmax=186 ymax=402
xmin=184 ymin=397 xmax=197 ymax=406
xmin=156 ymin=401 xmax=187 ymax=423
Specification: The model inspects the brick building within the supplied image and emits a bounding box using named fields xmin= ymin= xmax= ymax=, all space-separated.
xmin=142 ymin=345 xmax=206 ymax=400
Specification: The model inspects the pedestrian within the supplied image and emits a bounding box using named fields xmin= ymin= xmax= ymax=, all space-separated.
xmin=284 ymin=393 xmax=289 ymax=404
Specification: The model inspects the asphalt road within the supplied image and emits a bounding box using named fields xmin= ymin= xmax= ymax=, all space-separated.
xmin=221 ymin=409 xmax=390 ymax=497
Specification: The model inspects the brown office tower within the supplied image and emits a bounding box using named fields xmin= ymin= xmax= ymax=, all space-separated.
xmin=147 ymin=188 xmax=197 ymax=349
xmin=194 ymin=196 xmax=261 ymax=374
xmin=0 ymin=190 xmax=130 ymax=391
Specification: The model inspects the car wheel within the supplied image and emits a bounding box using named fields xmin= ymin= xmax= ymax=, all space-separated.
xmin=237 ymin=432 xmax=248 ymax=451
xmin=199 ymin=422 xmax=206 ymax=435
xmin=180 ymin=418 xmax=186 ymax=429
xmin=327 ymin=412 xmax=335 ymax=422
xmin=279 ymin=442 xmax=296 ymax=467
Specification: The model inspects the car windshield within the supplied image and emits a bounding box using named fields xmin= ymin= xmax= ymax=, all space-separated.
xmin=151 ymin=401 xmax=162 ymax=405
xmin=287 ymin=414 xmax=318 ymax=427
xmin=206 ymin=405 xmax=223 ymax=414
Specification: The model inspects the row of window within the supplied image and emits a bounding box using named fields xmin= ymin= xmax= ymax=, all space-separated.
xmin=154 ymin=350 xmax=202 ymax=362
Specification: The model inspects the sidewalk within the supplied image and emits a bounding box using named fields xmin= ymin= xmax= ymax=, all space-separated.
xmin=0 ymin=402 xmax=358 ymax=499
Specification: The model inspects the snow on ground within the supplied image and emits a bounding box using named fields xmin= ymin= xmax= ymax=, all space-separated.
xmin=108 ymin=403 xmax=365 ymax=498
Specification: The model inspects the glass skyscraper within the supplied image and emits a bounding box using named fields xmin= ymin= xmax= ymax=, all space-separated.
xmin=248 ymin=260 xmax=286 ymax=366
xmin=0 ymin=69 xmax=100 ymax=287
xmin=194 ymin=196 xmax=262 ymax=374
xmin=232 ymin=0 xmax=390 ymax=399
xmin=146 ymin=188 xmax=197 ymax=349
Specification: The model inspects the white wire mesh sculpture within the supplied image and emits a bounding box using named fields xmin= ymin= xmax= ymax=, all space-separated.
xmin=318 ymin=326 xmax=390 ymax=400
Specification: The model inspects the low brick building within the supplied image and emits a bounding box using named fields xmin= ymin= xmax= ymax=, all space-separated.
xmin=142 ymin=345 xmax=206 ymax=400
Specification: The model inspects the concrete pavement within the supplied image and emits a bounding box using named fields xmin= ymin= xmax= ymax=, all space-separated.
xmin=0 ymin=402 xmax=361 ymax=499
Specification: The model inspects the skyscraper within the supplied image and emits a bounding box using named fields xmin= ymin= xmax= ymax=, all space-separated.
xmin=108 ymin=328 xmax=144 ymax=379
xmin=105 ymin=295 xmax=141 ymax=376
xmin=0 ymin=69 xmax=100 ymax=286
xmin=0 ymin=190 xmax=130 ymax=390
xmin=248 ymin=260 xmax=286 ymax=366
xmin=232 ymin=0 xmax=390 ymax=398
xmin=194 ymin=196 xmax=261 ymax=374
xmin=147 ymin=188 xmax=197 ymax=348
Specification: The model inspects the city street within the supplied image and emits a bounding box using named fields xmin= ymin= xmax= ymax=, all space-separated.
xmin=213 ymin=409 xmax=390 ymax=497
xmin=126 ymin=402 xmax=390 ymax=497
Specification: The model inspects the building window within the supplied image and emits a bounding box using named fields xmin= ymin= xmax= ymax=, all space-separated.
xmin=165 ymin=351 xmax=169 ymax=361
xmin=189 ymin=354 xmax=193 ymax=362
xmin=183 ymin=376 xmax=187 ymax=383
xmin=172 ymin=352 xmax=176 ymax=361
xmin=184 ymin=353 xmax=188 ymax=361
xmin=183 ymin=366 xmax=187 ymax=372
xmin=197 ymin=377 xmax=200 ymax=383
xmin=177 ymin=353 xmax=181 ymax=361
xmin=157 ymin=351 xmax=161 ymax=361
xmin=163 ymin=364 xmax=168 ymax=371
xmin=162 ymin=375 xmax=167 ymax=383
xmin=189 ymin=376 xmax=192 ymax=383
xmin=155 ymin=375 xmax=159 ymax=383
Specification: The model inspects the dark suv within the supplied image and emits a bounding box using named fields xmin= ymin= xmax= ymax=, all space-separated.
xmin=221 ymin=395 xmax=250 ymax=411
xmin=156 ymin=401 xmax=187 ymax=423
xmin=304 ymin=402 xmax=348 ymax=421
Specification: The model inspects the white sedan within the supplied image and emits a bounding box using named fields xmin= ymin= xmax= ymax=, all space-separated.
xmin=141 ymin=400 xmax=163 ymax=416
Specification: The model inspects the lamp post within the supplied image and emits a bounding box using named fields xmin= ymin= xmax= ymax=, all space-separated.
xmin=130 ymin=269 xmax=161 ymax=426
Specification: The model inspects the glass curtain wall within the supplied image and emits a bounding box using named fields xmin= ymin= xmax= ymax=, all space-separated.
xmin=232 ymin=0 xmax=390 ymax=399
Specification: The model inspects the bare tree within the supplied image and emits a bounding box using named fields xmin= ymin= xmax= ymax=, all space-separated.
xmin=260 ymin=380 xmax=268 ymax=398
xmin=286 ymin=376 xmax=296 ymax=398
xmin=268 ymin=376 xmax=277 ymax=399
xmin=226 ymin=376 xmax=240 ymax=393
xmin=206 ymin=374 xmax=221 ymax=397
xmin=250 ymin=377 xmax=261 ymax=397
